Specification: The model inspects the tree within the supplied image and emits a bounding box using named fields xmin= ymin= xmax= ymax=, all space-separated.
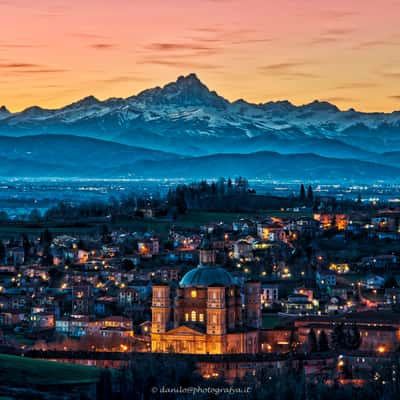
xmin=29 ymin=208 xmax=41 ymax=222
xmin=384 ymin=274 xmax=399 ymax=289
xmin=345 ymin=324 xmax=362 ymax=350
xmin=307 ymin=185 xmax=313 ymax=203
xmin=0 ymin=241 xmax=5 ymax=263
xmin=122 ymin=259 xmax=135 ymax=271
xmin=98 ymin=368 xmax=112 ymax=400
xmin=318 ymin=330 xmax=329 ymax=352
xmin=289 ymin=329 xmax=299 ymax=353
xmin=227 ymin=177 xmax=233 ymax=192
xmin=40 ymin=229 xmax=53 ymax=248
xmin=307 ymin=328 xmax=318 ymax=353
xmin=299 ymin=184 xmax=306 ymax=203
xmin=331 ymin=323 xmax=361 ymax=351
xmin=101 ymin=225 xmax=111 ymax=244
xmin=330 ymin=323 xmax=345 ymax=350
xmin=0 ymin=211 xmax=8 ymax=222
xmin=21 ymin=234 xmax=31 ymax=259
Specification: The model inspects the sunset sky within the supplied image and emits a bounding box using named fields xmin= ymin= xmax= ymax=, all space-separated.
xmin=1 ymin=0 xmax=400 ymax=112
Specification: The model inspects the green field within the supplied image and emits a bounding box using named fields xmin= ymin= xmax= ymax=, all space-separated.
xmin=262 ymin=314 xmax=293 ymax=329
xmin=0 ymin=354 xmax=101 ymax=386
xmin=0 ymin=209 xmax=312 ymax=239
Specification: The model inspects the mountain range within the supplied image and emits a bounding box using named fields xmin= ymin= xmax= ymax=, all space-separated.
xmin=1 ymin=73 xmax=400 ymax=182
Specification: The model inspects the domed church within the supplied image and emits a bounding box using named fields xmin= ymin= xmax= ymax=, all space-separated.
xmin=151 ymin=238 xmax=261 ymax=354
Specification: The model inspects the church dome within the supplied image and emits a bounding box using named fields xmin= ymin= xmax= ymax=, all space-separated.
xmin=179 ymin=265 xmax=234 ymax=288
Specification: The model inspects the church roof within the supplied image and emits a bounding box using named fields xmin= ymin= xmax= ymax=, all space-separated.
xmin=179 ymin=265 xmax=234 ymax=288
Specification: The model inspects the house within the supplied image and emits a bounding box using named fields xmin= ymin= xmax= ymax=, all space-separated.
xmin=98 ymin=316 xmax=133 ymax=330
xmin=361 ymin=255 xmax=398 ymax=269
xmin=384 ymin=288 xmax=400 ymax=305
xmin=138 ymin=238 xmax=159 ymax=257
xmin=139 ymin=320 xmax=152 ymax=336
xmin=232 ymin=219 xmax=254 ymax=234
xmin=330 ymin=285 xmax=350 ymax=300
xmin=55 ymin=315 xmax=90 ymax=337
xmin=94 ymin=296 xmax=116 ymax=316
xmin=99 ymin=326 xmax=133 ymax=338
xmin=117 ymin=287 xmax=141 ymax=307
xmin=313 ymin=213 xmax=348 ymax=230
xmin=233 ymin=240 xmax=253 ymax=261
xmin=261 ymin=284 xmax=279 ymax=307
xmin=290 ymin=217 xmax=319 ymax=238
xmin=281 ymin=293 xmax=315 ymax=314
xmin=30 ymin=312 xmax=55 ymax=331
xmin=364 ymin=275 xmax=385 ymax=289
xmin=257 ymin=220 xmax=286 ymax=242
xmin=174 ymin=247 xmax=198 ymax=263
xmin=0 ymin=311 xmax=25 ymax=327
xmin=316 ymin=271 xmax=337 ymax=288
xmin=7 ymin=247 xmax=25 ymax=266
xmin=325 ymin=296 xmax=347 ymax=314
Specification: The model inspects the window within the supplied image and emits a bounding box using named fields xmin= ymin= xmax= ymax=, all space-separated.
xmin=199 ymin=313 xmax=204 ymax=322
xmin=191 ymin=290 xmax=197 ymax=298
xmin=191 ymin=310 xmax=197 ymax=322
xmin=185 ymin=313 xmax=189 ymax=321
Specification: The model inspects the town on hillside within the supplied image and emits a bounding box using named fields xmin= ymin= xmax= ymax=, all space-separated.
xmin=1 ymin=180 xmax=400 ymax=398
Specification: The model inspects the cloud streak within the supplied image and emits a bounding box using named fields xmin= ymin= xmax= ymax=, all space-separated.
xmin=334 ymin=82 xmax=378 ymax=90
xmin=137 ymin=58 xmax=220 ymax=70
xmin=259 ymin=61 xmax=320 ymax=79
xmin=0 ymin=62 xmax=69 ymax=75
xmin=309 ymin=27 xmax=354 ymax=45
xmin=88 ymin=43 xmax=117 ymax=50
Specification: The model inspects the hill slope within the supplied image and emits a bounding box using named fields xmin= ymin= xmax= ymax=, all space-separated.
xmin=0 ymin=136 xmax=397 ymax=182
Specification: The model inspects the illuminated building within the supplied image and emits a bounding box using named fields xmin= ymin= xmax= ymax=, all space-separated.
xmin=151 ymin=238 xmax=261 ymax=354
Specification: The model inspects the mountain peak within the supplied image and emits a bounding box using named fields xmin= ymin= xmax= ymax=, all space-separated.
xmin=302 ymin=100 xmax=339 ymax=112
xmin=0 ymin=105 xmax=10 ymax=114
xmin=20 ymin=105 xmax=51 ymax=117
xmin=134 ymin=73 xmax=228 ymax=108
xmin=176 ymin=73 xmax=202 ymax=85
xmin=64 ymin=95 xmax=101 ymax=110
xmin=262 ymin=100 xmax=296 ymax=112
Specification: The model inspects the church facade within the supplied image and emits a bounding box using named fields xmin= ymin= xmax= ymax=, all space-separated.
xmin=151 ymin=241 xmax=262 ymax=354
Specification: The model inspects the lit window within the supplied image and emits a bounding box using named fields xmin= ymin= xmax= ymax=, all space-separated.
xmin=199 ymin=313 xmax=204 ymax=322
xmin=191 ymin=311 xmax=197 ymax=322
xmin=185 ymin=313 xmax=189 ymax=321
xmin=191 ymin=290 xmax=197 ymax=298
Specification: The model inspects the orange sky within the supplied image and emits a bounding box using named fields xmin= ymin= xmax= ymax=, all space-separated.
xmin=1 ymin=0 xmax=400 ymax=112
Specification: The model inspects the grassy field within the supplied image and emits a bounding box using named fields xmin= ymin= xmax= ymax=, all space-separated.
xmin=0 ymin=209 xmax=312 ymax=239
xmin=0 ymin=354 xmax=101 ymax=386
xmin=262 ymin=314 xmax=291 ymax=329
xmin=0 ymin=224 xmax=99 ymax=239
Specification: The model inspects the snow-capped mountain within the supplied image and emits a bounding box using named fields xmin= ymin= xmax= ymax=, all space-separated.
xmin=1 ymin=73 xmax=400 ymax=157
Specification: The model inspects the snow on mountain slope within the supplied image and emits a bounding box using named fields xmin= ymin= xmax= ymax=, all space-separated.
xmin=1 ymin=73 xmax=400 ymax=156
